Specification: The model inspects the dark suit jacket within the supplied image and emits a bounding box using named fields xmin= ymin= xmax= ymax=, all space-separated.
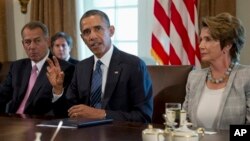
xmin=68 ymin=57 xmax=79 ymax=65
xmin=65 ymin=47 xmax=153 ymax=123
xmin=0 ymin=54 xmax=75 ymax=115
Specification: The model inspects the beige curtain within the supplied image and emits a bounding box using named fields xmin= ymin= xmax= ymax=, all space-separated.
xmin=0 ymin=0 xmax=8 ymax=62
xmin=30 ymin=0 xmax=78 ymax=58
xmin=198 ymin=0 xmax=236 ymax=25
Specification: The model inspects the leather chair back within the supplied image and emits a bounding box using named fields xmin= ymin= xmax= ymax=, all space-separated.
xmin=147 ymin=65 xmax=193 ymax=124
xmin=0 ymin=61 xmax=12 ymax=83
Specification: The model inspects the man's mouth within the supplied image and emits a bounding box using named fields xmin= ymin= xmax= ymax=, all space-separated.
xmin=91 ymin=42 xmax=100 ymax=48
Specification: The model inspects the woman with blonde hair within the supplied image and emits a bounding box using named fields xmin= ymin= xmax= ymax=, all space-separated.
xmin=183 ymin=12 xmax=250 ymax=130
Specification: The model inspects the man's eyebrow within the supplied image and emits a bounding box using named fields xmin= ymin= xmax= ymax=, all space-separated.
xmin=24 ymin=36 xmax=41 ymax=40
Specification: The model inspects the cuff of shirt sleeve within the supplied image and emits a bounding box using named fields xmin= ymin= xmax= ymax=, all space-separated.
xmin=52 ymin=88 xmax=64 ymax=103
xmin=103 ymin=110 xmax=107 ymax=119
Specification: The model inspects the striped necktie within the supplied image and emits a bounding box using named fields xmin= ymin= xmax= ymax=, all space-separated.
xmin=90 ymin=60 xmax=103 ymax=108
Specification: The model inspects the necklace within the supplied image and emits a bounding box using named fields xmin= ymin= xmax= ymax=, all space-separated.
xmin=207 ymin=63 xmax=235 ymax=84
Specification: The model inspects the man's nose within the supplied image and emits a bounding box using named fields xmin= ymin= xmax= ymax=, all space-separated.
xmin=88 ymin=30 xmax=98 ymax=40
xmin=59 ymin=46 xmax=64 ymax=50
xmin=29 ymin=40 xmax=37 ymax=49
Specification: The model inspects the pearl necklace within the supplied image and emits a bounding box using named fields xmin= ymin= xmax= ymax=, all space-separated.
xmin=207 ymin=63 xmax=235 ymax=84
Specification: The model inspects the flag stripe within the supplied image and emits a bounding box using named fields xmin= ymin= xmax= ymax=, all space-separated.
xmin=184 ymin=0 xmax=195 ymax=23
xmin=152 ymin=16 xmax=171 ymax=64
xmin=170 ymin=45 xmax=182 ymax=65
xmin=152 ymin=0 xmax=171 ymax=64
xmin=152 ymin=34 xmax=170 ymax=64
xmin=154 ymin=0 xmax=170 ymax=35
xmin=171 ymin=1 xmax=196 ymax=64
xmin=151 ymin=0 xmax=201 ymax=67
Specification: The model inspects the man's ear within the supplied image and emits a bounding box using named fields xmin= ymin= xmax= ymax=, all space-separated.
xmin=46 ymin=37 xmax=51 ymax=47
xmin=109 ymin=25 xmax=115 ymax=37
xmin=21 ymin=40 xmax=24 ymax=47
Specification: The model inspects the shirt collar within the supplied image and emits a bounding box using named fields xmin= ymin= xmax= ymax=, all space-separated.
xmin=65 ymin=55 xmax=71 ymax=61
xmin=31 ymin=51 xmax=50 ymax=73
xmin=94 ymin=45 xmax=113 ymax=68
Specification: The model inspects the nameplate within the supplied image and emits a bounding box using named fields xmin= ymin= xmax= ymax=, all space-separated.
xmin=230 ymin=125 xmax=250 ymax=141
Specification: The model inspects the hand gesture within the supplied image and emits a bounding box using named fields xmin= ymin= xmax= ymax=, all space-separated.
xmin=46 ymin=56 xmax=64 ymax=95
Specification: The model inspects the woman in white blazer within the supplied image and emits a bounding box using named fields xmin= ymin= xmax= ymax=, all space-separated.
xmin=183 ymin=12 xmax=250 ymax=130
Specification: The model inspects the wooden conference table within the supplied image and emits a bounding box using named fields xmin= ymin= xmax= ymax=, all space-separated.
xmin=0 ymin=114 xmax=229 ymax=141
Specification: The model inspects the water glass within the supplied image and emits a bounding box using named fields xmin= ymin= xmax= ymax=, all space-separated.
xmin=165 ymin=103 xmax=181 ymax=127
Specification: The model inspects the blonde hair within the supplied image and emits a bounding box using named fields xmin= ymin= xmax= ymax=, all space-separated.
xmin=201 ymin=12 xmax=245 ymax=62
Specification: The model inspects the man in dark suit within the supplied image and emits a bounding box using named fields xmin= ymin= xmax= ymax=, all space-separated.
xmin=47 ymin=10 xmax=153 ymax=123
xmin=51 ymin=32 xmax=79 ymax=65
xmin=0 ymin=21 xmax=74 ymax=115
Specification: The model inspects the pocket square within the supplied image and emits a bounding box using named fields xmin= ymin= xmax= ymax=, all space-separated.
xmin=114 ymin=71 xmax=119 ymax=74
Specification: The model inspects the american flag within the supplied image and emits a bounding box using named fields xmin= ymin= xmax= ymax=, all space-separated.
xmin=151 ymin=0 xmax=201 ymax=67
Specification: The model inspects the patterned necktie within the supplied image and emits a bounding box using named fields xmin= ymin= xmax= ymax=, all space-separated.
xmin=90 ymin=60 xmax=103 ymax=108
xmin=16 ymin=65 xmax=38 ymax=114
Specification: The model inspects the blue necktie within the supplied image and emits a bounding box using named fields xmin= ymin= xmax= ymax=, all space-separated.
xmin=90 ymin=60 xmax=102 ymax=108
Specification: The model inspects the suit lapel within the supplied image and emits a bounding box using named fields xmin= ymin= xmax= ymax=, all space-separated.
xmin=102 ymin=48 xmax=122 ymax=108
xmin=214 ymin=63 xmax=239 ymax=129
xmin=85 ymin=58 xmax=95 ymax=103
xmin=16 ymin=61 xmax=32 ymax=104
xmin=191 ymin=69 xmax=207 ymax=127
xmin=25 ymin=53 xmax=54 ymax=104
xmin=25 ymin=61 xmax=50 ymax=109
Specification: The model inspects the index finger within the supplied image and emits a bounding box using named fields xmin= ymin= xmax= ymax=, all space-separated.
xmin=46 ymin=58 xmax=55 ymax=67
xmin=52 ymin=56 xmax=61 ymax=68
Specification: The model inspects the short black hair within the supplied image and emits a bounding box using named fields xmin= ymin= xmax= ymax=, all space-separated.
xmin=80 ymin=9 xmax=110 ymax=32
xmin=51 ymin=32 xmax=73 ymax=48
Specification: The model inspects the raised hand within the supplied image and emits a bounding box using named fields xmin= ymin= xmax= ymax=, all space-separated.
xmin=46 ymin=56 xmax=64 ymax=95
